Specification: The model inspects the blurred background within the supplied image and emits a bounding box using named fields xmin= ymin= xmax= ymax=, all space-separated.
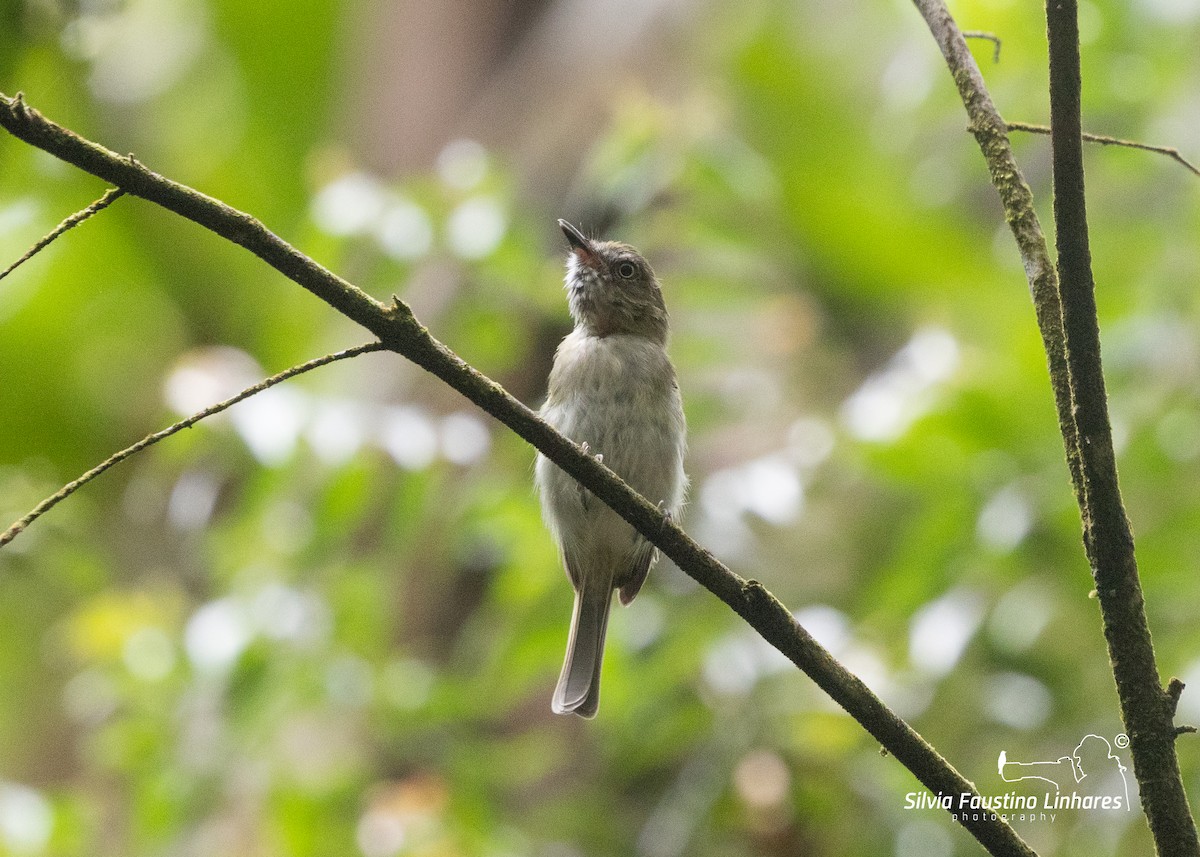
xmin=1 ymin=0 xmax=1199 ymax=854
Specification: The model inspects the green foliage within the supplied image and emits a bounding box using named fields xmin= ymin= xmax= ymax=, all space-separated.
xmin=1 ymin=0 xmax=1199 ymax=855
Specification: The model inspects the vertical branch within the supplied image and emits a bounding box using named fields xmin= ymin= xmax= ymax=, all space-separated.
xmin=913 ymin=0 xmax=1198 ymax=850
xmin=1045 ymin=2 xmax=1199 ymax=854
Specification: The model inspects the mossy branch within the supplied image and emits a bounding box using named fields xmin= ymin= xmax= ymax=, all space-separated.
xmin=911 ymin=0 xmax=1082 ymax=503
xmin=0 ymin=91 xmax=1035 ymax=857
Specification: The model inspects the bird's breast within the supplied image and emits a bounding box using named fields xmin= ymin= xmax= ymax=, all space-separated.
xmin=540 ymin=330 xmax=686 ymax=508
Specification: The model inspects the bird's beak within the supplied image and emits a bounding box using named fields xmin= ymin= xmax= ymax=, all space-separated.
xmin=558 ymin=219 xmax=600 ymax=269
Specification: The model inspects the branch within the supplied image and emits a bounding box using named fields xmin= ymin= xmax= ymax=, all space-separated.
xmin=1006 ymin=121 xmax=1200 ymax=177
xmin=1168 ymin=678 xmax=1186 ymax=716
xmin=0 ymin=187 xmax=125 ymax=282
xmin=0 ymin=92 xmax=1036 ymax=857
xmin=1046 ymin=2 xmax=1199 ymax=853
xmin=911 ymin=1 xmax=1198 ymax=851
xmin=0 ymin=342 xmax=386 ymax=548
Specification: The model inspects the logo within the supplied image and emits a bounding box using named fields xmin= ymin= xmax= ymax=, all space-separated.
xmin=903 ymin=733 xmax=1131 ymax=824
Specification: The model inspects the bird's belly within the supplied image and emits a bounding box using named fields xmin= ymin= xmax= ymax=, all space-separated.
xmin=556 ymin=401 xmax=678 ymax=499
xmin=538 ymin=403 xmax=680 ymax=572
xmin=535 ymin=334 xmax=687 ymax=569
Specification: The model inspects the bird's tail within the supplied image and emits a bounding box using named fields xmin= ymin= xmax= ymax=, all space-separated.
xmin=552 ymin=568 xmax=613 ymax=718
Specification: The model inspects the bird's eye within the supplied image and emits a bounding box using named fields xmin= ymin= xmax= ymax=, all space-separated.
xmin=617 ymin=262 xmax=637 ymax=279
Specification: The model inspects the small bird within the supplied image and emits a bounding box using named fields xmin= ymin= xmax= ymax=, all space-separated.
xmin=536 ymin=219 xmax=688 ymax=718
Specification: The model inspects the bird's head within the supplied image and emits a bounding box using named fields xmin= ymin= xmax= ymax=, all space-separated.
xmin=558 ymin=219 xmax=668 ymax=343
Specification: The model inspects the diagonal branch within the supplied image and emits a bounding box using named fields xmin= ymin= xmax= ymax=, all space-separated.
xmin=0 ymin=187 xmax=125 ymax=283
xmin=0 ymin=342 xmax=386 ymax=548
xmin=1045 ymin=1 xmax=1199 ymax=853
xmin=0 ymin=91 xmax=1035 ymax=857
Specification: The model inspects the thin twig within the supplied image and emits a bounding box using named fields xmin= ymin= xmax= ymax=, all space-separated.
xmin=0 ymin=187 xmax=125 ymax=283
xmin=0 ymin=341 xmax=385 ymax=548
xmin=1007 ymin=121 xmax=1200 ymax=177
xmin=0 ymin=91 xmax=1035 ymax=857
xmin=962 ymin=30 xmax=1002 ymax=63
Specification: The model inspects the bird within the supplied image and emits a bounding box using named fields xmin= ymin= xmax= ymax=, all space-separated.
xmin=535 ymin=219 xmax=688 ymax=718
